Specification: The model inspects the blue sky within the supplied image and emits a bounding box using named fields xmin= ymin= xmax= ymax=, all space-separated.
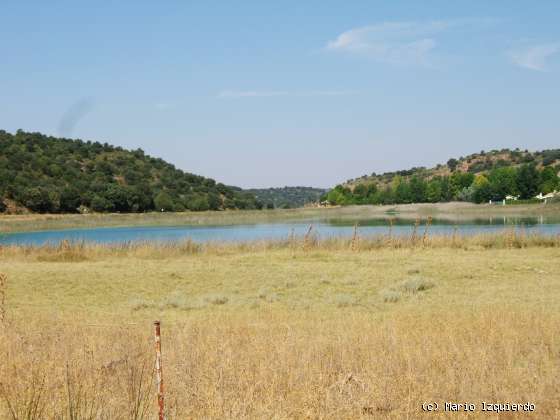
xmin=1 ymin=1 xmax=559 ymax=188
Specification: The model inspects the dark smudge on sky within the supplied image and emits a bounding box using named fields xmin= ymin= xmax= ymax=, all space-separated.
xmin=57 ymin=98 xmax=95 ymax=137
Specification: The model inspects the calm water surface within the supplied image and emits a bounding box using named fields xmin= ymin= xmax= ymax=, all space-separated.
xmin=1 ymin=216 xmax=559 ymax=246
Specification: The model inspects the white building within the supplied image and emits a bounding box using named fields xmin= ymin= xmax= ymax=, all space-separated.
xmin=535 ymin=191 xmax=558 ymax=200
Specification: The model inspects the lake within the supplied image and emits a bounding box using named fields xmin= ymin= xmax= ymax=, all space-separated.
xmin=1 ymin=215 xmax=559 ymax=246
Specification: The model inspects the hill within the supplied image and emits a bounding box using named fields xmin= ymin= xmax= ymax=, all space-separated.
xmin=325 ymin=148 xmax=560 ymax=205
xmin=0 ymin=130 xmax=261 ymax=213
xmin=246 ymin=187 xmax=327 ymax=208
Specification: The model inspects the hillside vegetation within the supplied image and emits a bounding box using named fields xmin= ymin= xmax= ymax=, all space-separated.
xmin=246 ymin=186 xmax=327 ymax=208
xmin=326 ymin=148 xmax=560 ymax=205
xmin=0 ymin=130 xmax=260 ymax=213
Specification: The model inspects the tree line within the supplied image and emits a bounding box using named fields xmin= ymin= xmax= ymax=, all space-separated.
xmin=0 ymin=130 xmax=262 ymax=213
xmin=324 ymin=164 xmax=560 ymax=205
xmin=246 ymin=187 xmax=328 ymax=209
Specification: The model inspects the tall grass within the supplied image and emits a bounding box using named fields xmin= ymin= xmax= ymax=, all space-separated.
xmin=0 ymin=273 xmax=6 ymax=325
xmin=1 ymin=227 xmax=558 ymax=418
xmin=1 ymin=311 xmax=558 ymax=418
xmin=0 ymin=325 xmax=153 ymax=419
xmin=0 ymin=231 xmax=558 ymax=262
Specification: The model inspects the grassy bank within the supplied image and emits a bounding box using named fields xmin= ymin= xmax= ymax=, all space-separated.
xmin=1 ymin=233 xmax=559 ymax=418
xmin=1 ymin=201 xmax=558 ymax=233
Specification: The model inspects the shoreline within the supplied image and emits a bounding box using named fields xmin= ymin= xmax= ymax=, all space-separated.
xmin=0 ymin=201 xmax=558 ymax=233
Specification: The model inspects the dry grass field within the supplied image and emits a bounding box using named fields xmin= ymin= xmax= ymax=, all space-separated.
xmin=1 ymin=233 xmax=559 ymax=418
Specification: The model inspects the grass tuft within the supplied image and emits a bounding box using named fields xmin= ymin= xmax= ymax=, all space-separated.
xmin=380 ymin=290 xmax=401 ymax=303
xmin=400 ymin=278 xmax=435 ymax=294
xmin=332 ymin=294 xmax=359 ymax=308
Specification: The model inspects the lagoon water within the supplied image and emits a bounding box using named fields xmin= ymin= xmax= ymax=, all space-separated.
xmin=1 ymin=216 xmax=559 ymax=246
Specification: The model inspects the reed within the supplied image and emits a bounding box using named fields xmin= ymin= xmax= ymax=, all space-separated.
xmin=350 ymin=223 xmax=359 ymax=252
xmin=0 ymin=273 xmax=6 ymax=325
xmin=410 ymin=217 xmax=420 ymax=245
xmin=0 ymin=230 xmax=558 ymax=263
xmin=302 ymin=224 xmax=313 ymax=252
xmin=422 ymin=216 xmax=432 ymax=247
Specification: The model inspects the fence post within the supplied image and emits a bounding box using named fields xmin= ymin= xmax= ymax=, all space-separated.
xmin=154 ymin=321 xmax=164 ymax=420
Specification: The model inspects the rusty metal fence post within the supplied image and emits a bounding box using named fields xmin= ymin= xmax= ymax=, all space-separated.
xmin=154 ymin=321 xmax=164 ymax=420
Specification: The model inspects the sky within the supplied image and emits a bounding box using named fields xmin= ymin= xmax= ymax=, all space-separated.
xmin=1 ymin=1 xmax=559 ymax=188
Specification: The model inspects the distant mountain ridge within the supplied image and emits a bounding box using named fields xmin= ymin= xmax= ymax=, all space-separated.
xmin=246 ymin=187 xmax=328 ymax=208
xmin=325 ymin=148 xmax=560 ymax=205
xmin=0 ymin=130 xmax=261 ymax=213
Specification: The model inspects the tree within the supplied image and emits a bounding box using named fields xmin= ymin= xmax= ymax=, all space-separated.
xmin=352 ymin=184 xmax=368 ymax=203
xmin=91 ymin=195 xmax=111 ymax=212
xmin=128 ymin=184 xmax=153 ymax=212
xmin=472 ymin=175 xmax=492 ymax=203
xmin=488 ymin=167 xmax=518 ymax=200
xmin=439 ymin=176 xmax=452 ymax=201
xmin=60 ymin=187 xmax=81 ymax=213
xmin=22 ymin=187 xmax=58 ymax=213
xmin=393 ymin=177 xmax=412 ymax=204
xmin=104 ymin=184 xmax=131 ymax=212
xmin=449 ymin=172 xmax=474 ymax=199
xmin=188 ymin=196 xmax=210 ymax=211
xmin=154 ymin=191 xmax=174 ymax=211
xmin=207 ymin=193 xmax=221 ymax=210
xmin=447 ymin=158 xmax=459 ymax=172
xmin=457 ymin=185 xmax=476 ymax=202
xmin=326 ymin=185 xmax=351 ymax=205
xmin=426 ymin=179 xmax=442 ymax=202
xmin=516 ymin=164 xmax=539 ymax=199
xmin=350 ymin=183 xmax=379 ymax=204
xmin=409 ymin=176 xmax=427 ymax=203
xmin=539 ymin=166 xmax=559 ymax=193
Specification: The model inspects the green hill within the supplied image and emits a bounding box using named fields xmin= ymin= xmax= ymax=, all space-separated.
xmin=246 ymin=187 xmax=328 ymax=208
xmin=326 ymin=148 xmax=560 ymax=205
xmin=0 ymin=130 xmax=261 ymax=213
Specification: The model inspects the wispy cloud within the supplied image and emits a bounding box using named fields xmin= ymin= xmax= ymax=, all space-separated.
xmin=508 ymin=44 xmax=560 ymax=71
xmin=325 ymin=19 xmax=496 ymax=65
xmin=217 ymin=90 xmax=357 ymax=98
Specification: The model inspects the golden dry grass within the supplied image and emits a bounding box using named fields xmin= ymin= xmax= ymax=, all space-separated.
xmin=1 ymin=234 xmax=559 ymax=418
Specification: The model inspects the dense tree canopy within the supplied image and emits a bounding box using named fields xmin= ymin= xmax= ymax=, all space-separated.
xmin=325 ymin=163 xmax=559 ymax=205
xmin=246 ymin=187 xmax=327 ymax=209
xmin=0 ymin=130 xmax=262 ymax=213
